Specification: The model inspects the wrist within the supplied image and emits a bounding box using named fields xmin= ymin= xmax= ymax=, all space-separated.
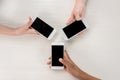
xmin=12 ymin=28 xmax=21 ymax=36
xmin=77 ymin=69 xmax=101 ymax=80
xmin=72 ymin=65 xmax=83 ymax=80
xmin=74 ymin=67 xmax=89 ymax=80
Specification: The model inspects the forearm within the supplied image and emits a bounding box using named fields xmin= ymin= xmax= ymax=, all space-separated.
xmin=0 ymin=24 xmax=16 ymax=35
xmin=77 ymin=68 xmax=101 ymax=80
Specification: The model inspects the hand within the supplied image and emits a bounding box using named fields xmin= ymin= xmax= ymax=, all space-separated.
xmin=14 ymin=17 xmax=38 ymax=35
xmin=47 ymin=51 xmax=100 ymax=80
xmin=47 ymin=51 xmax=82 ymax=79
xmin=66 ymin=0 xmax=87 ymax=25
xmin=60 ymin=51 xmax=83 ymax=79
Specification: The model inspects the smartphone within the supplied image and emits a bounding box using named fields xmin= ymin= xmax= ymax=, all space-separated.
xmin=31 ymin=17 xmax=56 ymax=40
xmin=51 ymin=42 xmax=64 ymax=69
xmin=62 ymin=20 xmax=86 ymax=40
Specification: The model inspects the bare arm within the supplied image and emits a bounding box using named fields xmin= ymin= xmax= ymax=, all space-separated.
xmin=0 ymin=17 xmax=37 ymax=36
xmin=47 ymin=51 xmax=101 ymax=80
xmin=59 ymin=51 xmax=100 ymax=80
xmin=67 ymin=0 xmax=87 ymax=24
xmin=0 ymin=24 xmax=16 ymax=35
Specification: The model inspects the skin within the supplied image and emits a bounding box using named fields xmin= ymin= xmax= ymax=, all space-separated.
xmin=0 ymin=17 xmax=37 ymax=35
xmin=47 ymin=51 xmax=101 ymax=80
xmin=0 ymin=0 xmax=87 ymax=35
xmin=66 ymin=0 xmax=87 ymax=25
xmin=0 ymin=1 xmax=99 ymax=79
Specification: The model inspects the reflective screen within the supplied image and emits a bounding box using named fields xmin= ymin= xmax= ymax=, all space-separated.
xmin=63 ymin=20 xmax=86 ymax=39
xmin=31 ymin=17 xmax=54 ymax=38
xmin=52 ymin=45 xmax=63 ymax=66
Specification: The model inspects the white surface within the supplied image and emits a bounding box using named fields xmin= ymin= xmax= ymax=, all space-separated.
xmin=0 ymin=0 xmax=120 ymax=80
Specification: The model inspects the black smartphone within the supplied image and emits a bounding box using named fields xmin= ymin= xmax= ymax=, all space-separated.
xmin=62 ymin=20 xmax=86 ymax=40
xmin=51 ymin=42 xmax=64 ymax=69
xmin=31 ymin=17 xmax=56 ymax=40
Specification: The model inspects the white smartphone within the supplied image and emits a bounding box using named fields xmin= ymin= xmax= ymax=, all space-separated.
xmin=62 ymin=20 xmax=86 ymax=40
xmin=31 ymin=17 xmax=56 ymax=40
xmin=51 ymin=42 xmax=64 ymax=69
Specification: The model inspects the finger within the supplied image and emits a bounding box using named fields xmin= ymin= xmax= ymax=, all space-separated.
xmin=59 ymin=58 xmax=67 ymax=66
xmin=23 ymin=17 xmax=33 ymax=29
xmin=75 ymin=13 xmax=81 ymax=21
xmin=27 ymin=17 xmax=33 ymax=27
xmin=26 ymin=29 xmax=38 ymax=34
xmin=48 ymin=57 xmax=52 ymax=60
xmin=47 ymin=60 xmax=51 ymax=65
xmin=47 ymin=57 xmax=52 ymax=65
xmin=66 ymin=15 xmax=75 ymax=25
xmin=80 ymin=8 xmax=85 ymax=19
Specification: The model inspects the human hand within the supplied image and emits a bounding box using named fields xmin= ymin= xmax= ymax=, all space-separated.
xmin=14 ymin=17 xmax=38 ymax=35
xmin=47 ymin=50 xmax=82 ymax=79
xmin=47 ymin=50 xmax=100 ymax=80
xmin=66 ymin=0 xmax=87 ymax=25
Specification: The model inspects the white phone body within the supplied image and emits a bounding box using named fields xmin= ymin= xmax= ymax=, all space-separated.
xmin=51 ymin=42 xmax=64 ymax=69
xmin=61 ymin=29 xmax=86 ymax=40
xmin=48 ymin=29 xmax=56 ymax=40
xmin=31 ymin=17 xmax=56 ymax=40
xmin=61 ymin=20 xmax=86 ymax=40
xmin=35 ymin=28 xmax=56 ymax=40
xmin=61 ymin=29 xmax=69 ymax=40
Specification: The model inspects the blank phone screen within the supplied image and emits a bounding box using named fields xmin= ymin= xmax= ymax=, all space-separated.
xmin=63 ymin=20 xmax=86 ymax=39
xmin=52 ymin=45 xmax=63 ymax=66
xmin=31 ymin=17 xmax=54 ymax=38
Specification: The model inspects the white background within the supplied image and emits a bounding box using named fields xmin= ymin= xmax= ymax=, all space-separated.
xmin=0 ymin=0 xmax=120 ymax=80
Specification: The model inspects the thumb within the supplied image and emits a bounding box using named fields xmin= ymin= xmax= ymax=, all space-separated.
xmin=75 ymin=14 xmax=81 ymax=21
xmin=27 ymin=17 xmax=33 ymax=27
xmin=59 ymin=58 xmax=67 ymax=66
xmin=66 ymin=15 xmax=75 ymax=25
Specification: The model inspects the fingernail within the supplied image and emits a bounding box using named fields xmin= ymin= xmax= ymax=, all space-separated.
xmin=59 ymin=58 xmax=63 ymax=62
